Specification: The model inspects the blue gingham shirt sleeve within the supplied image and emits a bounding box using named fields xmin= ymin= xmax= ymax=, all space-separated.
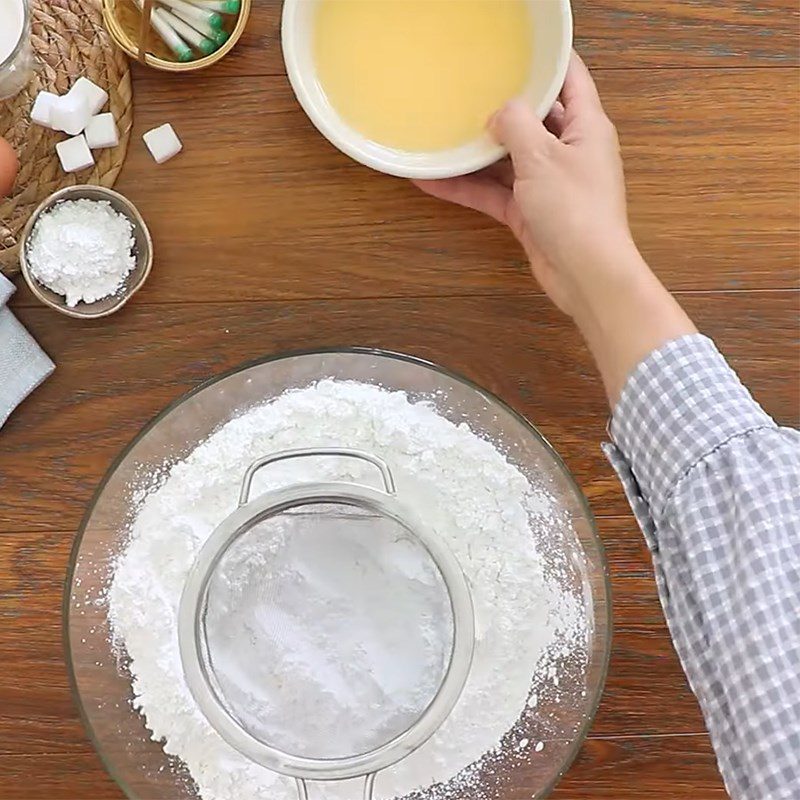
xmin=602 ymin=334 xmax=800 ymax=800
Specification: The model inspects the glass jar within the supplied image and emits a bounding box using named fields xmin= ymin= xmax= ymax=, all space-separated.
xmin=0 ymin=0 xmax=34 ymax=101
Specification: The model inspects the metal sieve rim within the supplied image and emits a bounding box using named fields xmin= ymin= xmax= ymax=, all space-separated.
xmin=178 ymin=452 xmax=475 ymax=784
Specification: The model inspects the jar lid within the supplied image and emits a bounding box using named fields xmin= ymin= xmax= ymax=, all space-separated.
xmin=178 ymin=448 xmax=475 ymax=796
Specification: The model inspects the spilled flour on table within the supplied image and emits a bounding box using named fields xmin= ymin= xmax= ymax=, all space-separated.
xmin=108 ymin=380 xmax=588 ymax=799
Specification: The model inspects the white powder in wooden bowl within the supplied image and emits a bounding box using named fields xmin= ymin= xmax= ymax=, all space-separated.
xmin=26 ymin=199 xmax=135 ymax=307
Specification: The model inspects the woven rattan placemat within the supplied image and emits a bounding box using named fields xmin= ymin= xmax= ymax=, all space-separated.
xmin=0 ymin=0 xmax=133 ymax=275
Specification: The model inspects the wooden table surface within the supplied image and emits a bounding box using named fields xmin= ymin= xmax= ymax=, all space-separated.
xmin=2 ymin=1 xmax=798 ymax=798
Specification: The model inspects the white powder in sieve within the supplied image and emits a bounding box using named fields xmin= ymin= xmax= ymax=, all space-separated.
xmin=109 ymin=379 xmax=587 ymax=799
xmin=204 ymin=513 xmax=455 ymax=759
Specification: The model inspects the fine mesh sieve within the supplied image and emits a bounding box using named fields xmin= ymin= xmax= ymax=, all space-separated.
xmin=178 ymin=449 xmax=476 ymax=800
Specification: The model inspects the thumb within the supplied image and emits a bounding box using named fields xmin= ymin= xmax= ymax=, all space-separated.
xmin=490 ymin=99 xmax=557 ymax=175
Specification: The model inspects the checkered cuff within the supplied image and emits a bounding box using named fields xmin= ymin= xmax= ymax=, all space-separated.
xmin=606 ymin=334 xmax=775 ymax=522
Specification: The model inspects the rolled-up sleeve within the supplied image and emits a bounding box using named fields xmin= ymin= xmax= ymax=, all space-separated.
xmin=602 ymin=334 xmax=800 ymax=800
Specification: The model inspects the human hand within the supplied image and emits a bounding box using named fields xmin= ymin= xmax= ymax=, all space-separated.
xmin=415 ymin=51 xmax=696 ymax=405
xmin=414 ymin=51 xmax=634 ymax=317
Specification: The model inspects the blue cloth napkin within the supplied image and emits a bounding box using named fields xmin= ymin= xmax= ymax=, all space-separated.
xmin=0 ymin=273 xmax=54 ymax=427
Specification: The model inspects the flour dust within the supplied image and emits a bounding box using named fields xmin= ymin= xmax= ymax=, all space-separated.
xmin=108 ymin=379 xmax=588 ymax=799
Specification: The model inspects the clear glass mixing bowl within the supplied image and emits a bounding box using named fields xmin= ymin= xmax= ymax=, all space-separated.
xmin=65 ymin=348 xmax=611 ymax=800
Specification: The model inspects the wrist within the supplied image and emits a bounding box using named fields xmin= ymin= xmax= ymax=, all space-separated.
xmin=566 ymin=247 xmax=697 ymax=406
xmin=563 ymin=235 xmax=647 ymax=323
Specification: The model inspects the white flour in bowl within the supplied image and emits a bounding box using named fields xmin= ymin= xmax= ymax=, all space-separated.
xmin=203 ymin=509 xmax=456 ymax=760
xmin=109 ymin=379 xmax=587 ymax=799
xmin=26 ymin=199 xmax=135 ymax=307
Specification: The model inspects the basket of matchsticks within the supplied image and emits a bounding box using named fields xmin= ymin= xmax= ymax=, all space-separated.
xmin=102 ymin=0 xmax=250 ymax=71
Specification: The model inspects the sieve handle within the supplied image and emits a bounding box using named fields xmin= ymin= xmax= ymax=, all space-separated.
xmin=295 ymin=774 xmax=376 ymax=800
xmin=239 ymin=448 xmax=396 ymax=506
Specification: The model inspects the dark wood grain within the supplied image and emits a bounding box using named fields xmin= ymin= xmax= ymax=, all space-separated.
xmin=2 ymin=293 xmax=797 ymax=532
xmin=0 ymin=754 xmax=121 ymax=800
xmin=0 ymin=736 xmax=727 ymax=800
xmin=0 ymin=518 xmax=724 ymax=798
xmin=2 ymin=1 xmax=799 ymax=797
xmin=13 ymin=67 xmax=798 ymax=309
xmin=170 ymin=0 xmax=800 ymax=78
xmin=574 ymin=0 xmax=800 ymax=70
xmin=551 ymin=735 xmax=728 ymax=799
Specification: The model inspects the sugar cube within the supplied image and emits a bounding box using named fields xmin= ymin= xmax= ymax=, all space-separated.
xmin=30 ymin=91 xmax=59 ymax=129
xmin=85 ymin=113 xmax=119 ymax=149
xmin=55 ymin=135 xmax=95 ymax=173
xmin=50 ymin=93 xmax=91 ymax=136
xmin=143 ymin=123 xmax=182 ymax=164
xmin=68 ymin=77 xmax=109 ymax=116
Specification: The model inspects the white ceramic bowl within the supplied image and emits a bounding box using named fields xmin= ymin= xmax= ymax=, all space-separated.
xmin=282 ymin=0 xmax=573 ymax=179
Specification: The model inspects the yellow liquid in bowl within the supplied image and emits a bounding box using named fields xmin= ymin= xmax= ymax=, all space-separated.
xmin=313 ymin=0 xmax=533 ymax=152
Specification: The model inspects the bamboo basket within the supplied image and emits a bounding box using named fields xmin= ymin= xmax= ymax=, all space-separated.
xmin=102 ymin=0 xmax=250 ymax=72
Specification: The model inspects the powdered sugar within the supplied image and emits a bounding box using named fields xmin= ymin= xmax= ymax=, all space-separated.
xmin=26 ymin=198 xmax=135 ymax=306
xmin=204 ymin=512 xmax=455 ymax=759
xmin=109 ymin=379 xmax=588 ymax=799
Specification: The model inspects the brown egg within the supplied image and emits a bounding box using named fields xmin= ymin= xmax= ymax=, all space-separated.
xmin=0 ymin=136 xmax=20 ymax=198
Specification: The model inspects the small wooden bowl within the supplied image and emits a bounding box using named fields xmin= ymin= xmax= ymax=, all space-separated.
xmin=19 ymin=186 xmax=153 ymax=320
xmin=102 ymin=0 xmax=251 ymax=72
